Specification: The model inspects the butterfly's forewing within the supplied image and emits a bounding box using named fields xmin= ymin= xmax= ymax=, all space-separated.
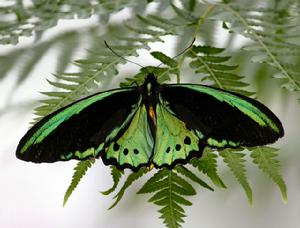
xmin=160 ymin=84 xmax=284 ymax=148
xmin=102 ymin=105 xmax=154 ymax=170
xmin=16 ymin=88 xmax=141 ymax=163
xmin=152 ymin=103 xmax=205 ymax=168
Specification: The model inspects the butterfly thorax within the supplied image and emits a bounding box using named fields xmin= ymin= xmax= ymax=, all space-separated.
xmin=140 ymin=73 xmax=160 ymax=136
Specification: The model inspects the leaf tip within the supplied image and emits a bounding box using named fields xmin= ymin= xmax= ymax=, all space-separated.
xmin=281 ymin=192 xmax=288 ymax=204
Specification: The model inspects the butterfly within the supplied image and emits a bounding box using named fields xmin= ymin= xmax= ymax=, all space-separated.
xmin=16 ymin=73 xmax=284 ymax=171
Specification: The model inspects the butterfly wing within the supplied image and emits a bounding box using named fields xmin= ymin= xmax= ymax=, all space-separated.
xmin=152 ymin=102 xmax=205 ymax=168
xmin=102 ymin=104 xmax=154 ymax=170
xmin=159 ymin=84 xmax=284 ymax=148
xmin=16 ymin=88 xmax=145 ymax=163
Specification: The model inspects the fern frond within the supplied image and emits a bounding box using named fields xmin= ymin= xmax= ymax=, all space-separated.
xmin=250 ymin=146 xmax=287 ymax=203
xmin=219 ymin=149 xmax=253 ymax=204
xmin=63 ymin=159 xmax=95 ymax=206
xmin=217 ymin=3 xmax=300 ymax=95
xmin=190 ymin=148 xmax=226 ymax=188
xmin=138 ymin=169 xmax=195 ymax=228
xmin=188 ymin=45 xmax=253 ymax=96
xmin=109 ymin=167 xmax=148 ymax=209
xmin=101 ymin=166 xmax=124 ymax=196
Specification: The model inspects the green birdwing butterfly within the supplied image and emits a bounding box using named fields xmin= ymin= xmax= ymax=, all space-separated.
xmin=16 ymin=73 xmax=284 ymax=171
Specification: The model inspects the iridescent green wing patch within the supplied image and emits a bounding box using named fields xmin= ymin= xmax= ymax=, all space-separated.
xmin=16 ymin=88 xmax=140 ymax=163
xmin=103 ymin=105 xmax=154 ymax=169
xmin=161 ymin=84 xmax=284 ymax=148
xmin=152 ymin=102 xmax=204 ymax=168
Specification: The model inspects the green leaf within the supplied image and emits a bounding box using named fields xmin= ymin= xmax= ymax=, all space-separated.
xmin=250 ymin=146 xmax=287 ymax=203
xmin=191 ymin=45 xmax=224 ymax=54
xmin=219 ymin=149 xmax=253 ymax=204
xmin=63 ymin=159 xmax=95 ymax=206
xmin=190 ymin=149 xmax=226 ymax=188
xmin=171 ymin=173 xmax=196 ymax=196
xmin=182 ymin=0 xmax=197 ymax=12
xmin=174 ymin=165 xmax=214 ymax=191
xmin=151 ymin=51 xmax=178 ymax=67
xmin=137 ymin=15 xmax=173 ymax=30
xmin=171 ymin=3 xmax=196 ymax=22
xmin=109 ymin=167 xmax=148 ymax=209
xmin=101 ymin=166 xmax=124 ymax=196
xmin=137 ymin=169 xmax=170 ymax=194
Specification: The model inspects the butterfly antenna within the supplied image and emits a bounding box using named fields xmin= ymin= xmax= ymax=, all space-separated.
xmin=104 ymin=41 xmax=144 ymax=68
xmin=156 ymin=38 xmax=196 ymax=68
xmin=173 ymin=38 xmax=196 ymax=59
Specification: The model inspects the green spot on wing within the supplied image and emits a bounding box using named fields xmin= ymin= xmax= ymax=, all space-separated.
xmin=60 ymin=143 xmax=104 ymax=161
xmin=207 ymin=138 xmax=240 ymax=148
xmin=74 ymin=148 xmax=97 ymax=159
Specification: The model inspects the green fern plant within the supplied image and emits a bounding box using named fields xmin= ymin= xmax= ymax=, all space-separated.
xmin=4 ymin=1 xmax=298 ymax=228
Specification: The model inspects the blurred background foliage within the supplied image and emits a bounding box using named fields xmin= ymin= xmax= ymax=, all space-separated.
xmin=0 ymin=0 xmax=300 ymax=228
xmin=0 ymin=0 xmax=299 ymax=115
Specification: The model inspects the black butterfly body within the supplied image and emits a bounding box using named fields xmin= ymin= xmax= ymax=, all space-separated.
xmin=16 ymin=73 xmax=284 ymax=170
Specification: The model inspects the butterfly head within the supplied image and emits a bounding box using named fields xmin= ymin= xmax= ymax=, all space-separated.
xmin=144 ymin=73 xmax=158 ymax=84
xmin=143 ymin=73 xmax=159 ymax=95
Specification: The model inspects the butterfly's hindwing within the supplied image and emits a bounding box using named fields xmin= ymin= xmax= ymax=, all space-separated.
xmin=152 ymin=99 xmax=205 ymax=168
xmin=161 ymin=84 xmax=284 ymax=148
xmin=16 ymin=88 xmax=140 ymax=162
xmin=103 ymin=105 xmax=154 ymax=169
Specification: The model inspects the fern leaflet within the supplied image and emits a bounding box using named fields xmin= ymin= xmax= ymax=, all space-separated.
xmin=190 ymin=148 xmax=226 ymax=188
xmin=219 ymin=149 xmax=253 ymax=204
xmin=101 ymin=166 xmax=124 ymax=196
xmin=174 ymin=165 xmax=214 ymax=191
xmin=109 ymin=167 xmax=148 ymax=209
xmin=63 ymin=159 xmax=95 ymax=206
xmin=250 ymin=146 xmax=287 ymax=203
